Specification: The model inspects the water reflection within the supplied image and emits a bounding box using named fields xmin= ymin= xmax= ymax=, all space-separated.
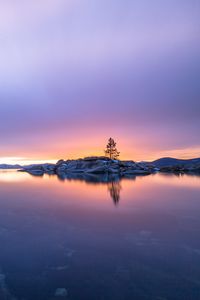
xmin=57 ymin=172 xmax=124 ymax=183
xmin=0 ymin=171 xmax=200 ymax=299
xmin=107 ymin=181 xmax=122 ymax=205
xmin=57 ymin=172 xmax=125 ymax=205
xmin=0 ymin=169 xmax=31 ymax=182
xmin=1 ymin=170 xmax=200 ymax=206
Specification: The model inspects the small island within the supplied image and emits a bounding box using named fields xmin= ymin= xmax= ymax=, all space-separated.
xmin=18 ymin=138 xmax=200 ymax=179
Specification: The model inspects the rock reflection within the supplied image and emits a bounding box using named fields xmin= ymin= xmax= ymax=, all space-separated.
xmin=57 ymin=172 xmax=122 ymax=184
xmin=57 ymin=173 xmax=124 ymax=204
xmin=18 ymin=171 xmax=140 ymax=205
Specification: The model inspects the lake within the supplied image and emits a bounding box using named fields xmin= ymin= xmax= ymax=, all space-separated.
xmin=0 ymin=170 xmax=200 ymax=300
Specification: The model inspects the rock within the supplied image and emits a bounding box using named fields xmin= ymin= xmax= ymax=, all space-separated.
xmin=42 ymin=164 xmax=55 ymax=174
xmin=83 ymin=156 xmax=111 ymax=161
xmin=23 ymin=164 xmax=44 ymax=171
xmin=21 ymin=163 xmax=56 ymax=176
xmin=27 ymin=170 xmax=44 ymax=176
xmin=56 ymin=164 xmax=69 ymax=174
xmin=119 ymin=160 xmax=136 ymax=168
xmin=56 ymin=159 xmax=65 ymax=166
xmin=85 ymin=165 xmax=108 ymax=174
xmin=108 ymin=167 xmax=120 ymax=173
xmin=20 ymin=157 xmax=158 ymax=178
xmin=54 ymin=288 xmax=68 ymax=297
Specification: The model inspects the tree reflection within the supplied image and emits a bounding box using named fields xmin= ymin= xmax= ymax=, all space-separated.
xmin=107 ymin=181 xmax=122 ymax=205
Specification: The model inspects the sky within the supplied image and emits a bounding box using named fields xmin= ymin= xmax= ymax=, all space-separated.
xmin=0 ymin=0 xmax=200 ymax=164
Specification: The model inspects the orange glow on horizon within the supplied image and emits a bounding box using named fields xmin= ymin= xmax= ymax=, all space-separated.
xmin=0 ymin=135 xmax=199 ymax=165
xmin=0 ymin=171 xmax=199 ymax=206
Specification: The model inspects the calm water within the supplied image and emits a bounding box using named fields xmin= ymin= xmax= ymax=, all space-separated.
xmin=0 ymin=171 xmax=200 ymax=300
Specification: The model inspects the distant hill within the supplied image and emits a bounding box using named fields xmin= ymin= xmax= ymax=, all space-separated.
xmin=152 ymin=157 xmax=200 ymax=168
xmin=0 ymin=164 xmax=22 ymax=169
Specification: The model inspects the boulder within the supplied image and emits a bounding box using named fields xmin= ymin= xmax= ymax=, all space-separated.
xmin=21 ymin=157 xmax=156 ymax=178
xmin=85 ymin=165 xmax=108 ymax=174
xmin=42 ymin=164 xmax=55 ymax=173
xmin=119 ymin=160 xmax=136 ymax=168
xmin=56 ymin=159 xmax=65 ymax=166
xmin=26 ymin=169 xmax=44 ymax=176
xmin=108 ymin=167 xmax=120 ymax=173
xmin=22 ymin=163 xmax=55 ymax=175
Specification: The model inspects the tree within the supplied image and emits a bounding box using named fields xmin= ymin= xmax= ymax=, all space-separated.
xmin=104 ymin=137 xmax=120 ymax=160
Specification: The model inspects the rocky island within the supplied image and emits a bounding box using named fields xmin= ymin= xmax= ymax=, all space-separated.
xmin=19 ymin=157 xmax=155 ymax=178
xmin=11 ymin=138 xmax=200 ymax=178
xmin=18 ymin=156 xmax=200 ymax=179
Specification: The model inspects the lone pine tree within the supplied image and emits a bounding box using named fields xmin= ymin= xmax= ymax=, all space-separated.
xmin=105 ymin=137 xmax=120 ymax=160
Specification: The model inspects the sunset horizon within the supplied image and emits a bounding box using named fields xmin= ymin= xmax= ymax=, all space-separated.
xmin=1 ymin=1 xmax=199 ymax=167
xmin=1 ymin=145 xmax=200 ymax=166
xmin=0 ymin=1 xmax=200 ymax=299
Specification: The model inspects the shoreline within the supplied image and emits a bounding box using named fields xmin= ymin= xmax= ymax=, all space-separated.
xmin=17 ymin=156 xmax=200 ymax=177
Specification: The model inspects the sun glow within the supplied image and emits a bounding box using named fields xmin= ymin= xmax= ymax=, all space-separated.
xmin=0 ymin=157 xmax=58 ymax=165
xmin=0 ymin=144 xmax=199 ymax=165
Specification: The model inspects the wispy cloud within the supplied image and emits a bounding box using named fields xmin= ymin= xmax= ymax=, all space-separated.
xmin=0 ymin=0 xmax=199 ymax=162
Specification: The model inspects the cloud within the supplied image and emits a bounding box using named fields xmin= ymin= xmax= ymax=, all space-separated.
xmin=0 ymin=0 xmax=199 ymax=161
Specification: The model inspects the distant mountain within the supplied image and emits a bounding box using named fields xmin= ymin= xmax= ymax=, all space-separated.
xmin=152 ymin=157 xmax=200 ymax=168
xmin=0 ymin=164 xmax=22 ymax=169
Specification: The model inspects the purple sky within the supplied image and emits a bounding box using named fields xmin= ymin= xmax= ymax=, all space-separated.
xmin=0 ymin=0 xmax=200 ymax=163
